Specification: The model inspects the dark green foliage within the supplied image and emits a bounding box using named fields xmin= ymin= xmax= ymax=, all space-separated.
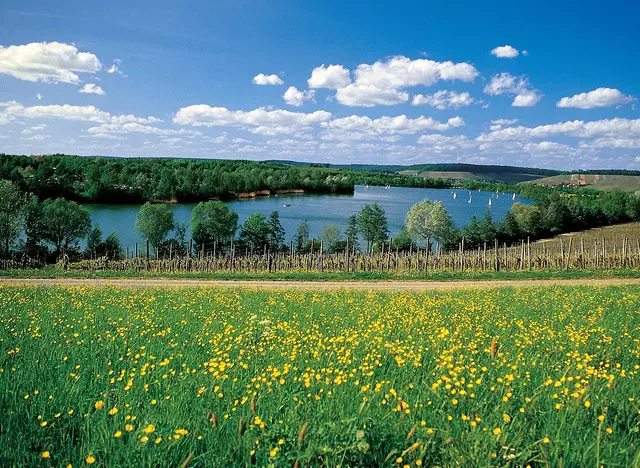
xmin=0 ymin=180 xmax=30 ymax=257
xmin=295 ymin=219 xmax=310 ymax=252
xmin=357 ymin=203 xmax=389 ymax=253
xmin=135 ymin=203 xmax=175 ymax=249
xmin=345 ymin=214 xmax=359 ymax=249
xmin=40 ymin=198 xmax=92 ymax=255
xmin=267 ymin=211 xmax=285 ymax=252
xmin=238 ymin=213 xmax=269 ymax=253
xmin=190 ymin=201 xmax=238 ymax=248
xmin=87 ymin=226 xmax=103 ymax=254
xmin=390 ymin=227 xmax=414 ymax=251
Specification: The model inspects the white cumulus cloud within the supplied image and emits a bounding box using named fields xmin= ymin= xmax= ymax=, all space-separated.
xmin=491 ymin=45 xmax=519 ymax=58
xmin=173 ymin=105 xmax=332 ymax=135
xmin=79 ymin=84 xmax=106 ymax=95
xmin=484 ymin=73 xmax=542 ymax=107
xmin=412 ymin=90 xmax=474 ymax=109
xmin=322 ymin=114 xmax=464 ymax=135
xmin=0 ymin=42 xmax=101 ymax=83
xmin=307 ymin=64 xmax=351 ymax=89
xmin=1 ymin=102 xmax=161 ymax=125
xmin=283 ymin=86 xmax=315 ymax=106
xmin=352 ymin=55 xmax=479 ymax=89
xmin=252 ymin=73 xmax=284 ymax=85
xmin=335 ymin=84 xmax=409 ymax=107
xmin=309 ymin=56 xmax=478 ymax=107
xmin=477 ymin=117 xmax=640 ymax=143
xmin=556 ymin=87 xmax=634 ymax=109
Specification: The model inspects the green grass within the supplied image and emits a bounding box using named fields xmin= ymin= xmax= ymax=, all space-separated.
xmin=1 ymin=285 xmax=639 ymax=466
xmin=2 ymin=265 xmax=640 ymax=281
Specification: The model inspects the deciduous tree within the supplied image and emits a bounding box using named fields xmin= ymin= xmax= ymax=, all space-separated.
xmin=136 ymin=202 xmax=175 ymax=249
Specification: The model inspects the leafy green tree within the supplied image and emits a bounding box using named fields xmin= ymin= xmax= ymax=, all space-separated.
xmin=511 ymin=203 xmax=543 ymax=238
xmin=155 ymin=167 xmax=178 ymax=200
xmin=437 ymin=221 xmax=461 ymax=251
xmin=174 ymin=223 xmax=188 ymax=251
xmin=345 ymin=214 xmax=359 ymax=249
xmin=545 ymin=200 xmax=571 ymax=234
xmin=405 ymin=199 xmax=453 ymax=250
xmin=0 ymin=180 xmax=29 ymax=257
xmin=321 ymin=223 xmax=342 ymax=252
xmin=500 ymin=210 xmax=521 ymax=241
xmin=357 ymin=203 xmax=388 ymax=253
xmin=136 ymin=202 xmax=175 ymax=249
xmin=477 ymin=212 xmax=498 ymax=244
xmin=239 ymin=213 xmax=269 ymax=252
xmin=295 ymin=219 xmax=310 ymax=251
xmin=391 ymin=227 xmax=413 ymax=251
xmin=40 ymin=198 xmax=92 ymax=255
xmin=87 ymin=226 xmax=103 ymax=255
xmin=190 ymin=201 xmax=238 ymax=247
xmin=104 ymin=232 xmax=121 ymax=259
xmin=24 ymin=196 xmax=45 ymax=257
xmin=267 ymin=211 xmax=285 ymax=251
xmin=461 ymin=216 xmax=482 ymax=248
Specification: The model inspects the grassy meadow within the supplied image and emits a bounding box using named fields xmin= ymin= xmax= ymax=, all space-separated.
xmin=1 ymin=285 xmax=640 ymax=466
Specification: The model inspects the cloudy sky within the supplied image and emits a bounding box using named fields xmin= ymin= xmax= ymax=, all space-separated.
xmin=0 ymin=0 xmax=638 ymax=169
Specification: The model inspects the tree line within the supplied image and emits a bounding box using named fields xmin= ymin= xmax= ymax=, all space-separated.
xmin=0 ymin=154 xmax=454 ymax=204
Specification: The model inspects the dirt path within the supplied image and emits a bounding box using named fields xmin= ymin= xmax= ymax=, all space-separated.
xmin=1 ymin=277 xmax=639 ymax=291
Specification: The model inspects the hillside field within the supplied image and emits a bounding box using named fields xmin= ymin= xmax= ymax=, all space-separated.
xmin=398 ymin=170 xmax=544 ymax=184
xmin=1 ymin=285 xmax=639 ymax=466
xmin=532 ymin=174 xmax=640 ymax=191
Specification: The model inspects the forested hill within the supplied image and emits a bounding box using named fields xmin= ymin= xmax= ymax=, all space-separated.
xmin=0 ymin=154 xmax=454 ymax=204
xmin=264 ymin=160 xmax=565 ymax=177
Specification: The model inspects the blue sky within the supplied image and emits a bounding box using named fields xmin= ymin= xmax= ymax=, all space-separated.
xmin=1 ymin=0 xmax=638 ymax=169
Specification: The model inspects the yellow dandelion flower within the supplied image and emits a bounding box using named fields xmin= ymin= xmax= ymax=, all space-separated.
xmin=94 ymin=401 xmax=104 ymax=410
xmin=41 ymin=451 xmax=50 ymax=459
xmin=492 ymin=427 xmax=501 ymax=436
xmin=85 ymin=455 xmax=95 ymax=464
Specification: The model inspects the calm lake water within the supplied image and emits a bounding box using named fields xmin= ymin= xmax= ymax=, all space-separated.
xmin=85 ymin=185 xmax=531 ymax=250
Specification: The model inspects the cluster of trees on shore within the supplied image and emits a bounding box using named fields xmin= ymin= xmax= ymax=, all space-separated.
xmin=0 ymin=154 xmax=452 ymax=204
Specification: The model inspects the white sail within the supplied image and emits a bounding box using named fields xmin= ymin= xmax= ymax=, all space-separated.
xmin=512 ymin=193 xmax=516 ymax=200
xmin=488 ymin=198 xmax=492 ymax=207
xmin=468 ymin=194 xmax=472 ymax=204
xmin=453 ymin=192 xmax=457 ymax=199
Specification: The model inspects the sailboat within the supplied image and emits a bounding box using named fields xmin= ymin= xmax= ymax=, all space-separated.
xmin=452 ymin=192 xmax=457 ymax=199
xmin=488 ymin=198 xmax=492 ymax=207
xmin=512 ymin=193 xmax=516 ymax=200
xmin=468 ymin=193 xmax=472 ymax=204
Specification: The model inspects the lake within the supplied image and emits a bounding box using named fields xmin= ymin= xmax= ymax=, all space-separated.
xmin=85 ymin=185 xmax=531 ymax=250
